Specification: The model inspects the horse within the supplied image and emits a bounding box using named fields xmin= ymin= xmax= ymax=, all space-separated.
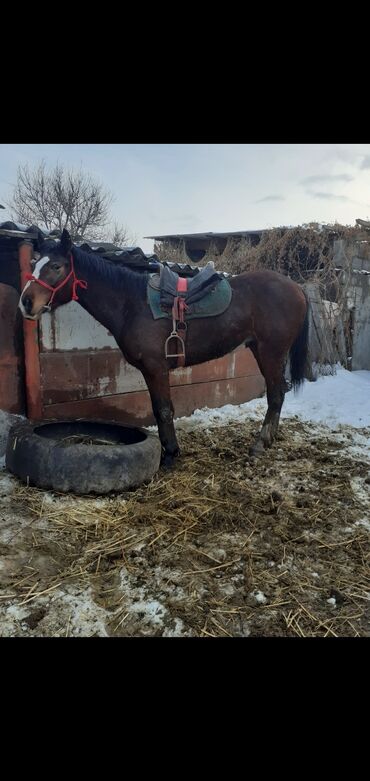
xmin=19 ymin=228 xmax=309 ymax=466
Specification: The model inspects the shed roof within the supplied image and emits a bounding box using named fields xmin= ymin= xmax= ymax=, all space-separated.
xmin=145 ymin=229 xmax=267 ymax=241
xmin=0 ymin=222 xmax=216 ymax=276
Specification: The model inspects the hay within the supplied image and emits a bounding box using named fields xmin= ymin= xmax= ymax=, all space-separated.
xmin=59 ymin=435 xmax=118 ymax=447
xmin=3 ymin=417 xmax=369 ymax=637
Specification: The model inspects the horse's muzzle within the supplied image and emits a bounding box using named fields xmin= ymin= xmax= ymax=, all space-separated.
xmin=19 ymin=295 xmax=51 ymax=319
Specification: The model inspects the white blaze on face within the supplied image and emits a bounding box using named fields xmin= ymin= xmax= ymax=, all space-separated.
xmin=32 ymin=256 xmax=50 ymax=279
xmin=18 ymin=255 xmax=51 ymax=317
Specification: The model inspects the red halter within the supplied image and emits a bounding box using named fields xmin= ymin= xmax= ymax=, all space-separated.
xmin=25 ymin=252 xmax=88 ymax=307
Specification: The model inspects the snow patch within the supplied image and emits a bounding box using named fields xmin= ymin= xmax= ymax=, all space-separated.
xmin=148 ymin=370 xmax=370 ymax=454
xmin=353 ymin=518 xmax=370 ymax=532
xmin=252 ymin=590 xmax=267 ymax=604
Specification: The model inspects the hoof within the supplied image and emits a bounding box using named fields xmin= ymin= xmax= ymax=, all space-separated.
xmin=160 ymin=450 xmax=180 ymax=469
xmin=249 ymin=440 xmax=265 ymax=458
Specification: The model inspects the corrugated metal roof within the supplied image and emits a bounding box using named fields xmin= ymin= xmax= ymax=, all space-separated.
xmin=0 ymin=220 xmax=217 ymax=277
xmin=145 ymin=229 xmax=267 ymax=241
xmin=0 ymin=222 xmax=222 ymax=276
xmin=0 ymin=221 xmax=44 ymax=239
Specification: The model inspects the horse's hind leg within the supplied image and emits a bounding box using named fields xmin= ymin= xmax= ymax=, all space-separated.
xmin=249 ymin=344 xmax=288 ymax=457
xmin=143 ymin=369 xmax=180 ymax=468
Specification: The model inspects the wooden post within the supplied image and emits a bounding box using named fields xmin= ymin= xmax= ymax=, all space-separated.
xmin=304 ymin=282 xmax=339 ymax=368
xmin=18 ymin=240 xmax=43 ymax=420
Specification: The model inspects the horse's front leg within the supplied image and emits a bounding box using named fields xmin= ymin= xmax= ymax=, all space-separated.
xmin=143 ymin=369 xmax=180 ymax=468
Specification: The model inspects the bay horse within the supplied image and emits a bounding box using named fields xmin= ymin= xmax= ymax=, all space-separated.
xmin=19 ymin=229 xmax=309 ymax=466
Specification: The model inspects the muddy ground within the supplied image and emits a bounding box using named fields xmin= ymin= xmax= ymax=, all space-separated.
xmin=0 ymin=417 xmax=369 ymax=637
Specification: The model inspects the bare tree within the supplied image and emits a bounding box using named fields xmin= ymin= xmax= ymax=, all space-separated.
xmin=104 ymin=221 xmax=137 ymax=247
xmin=7 ymin=160 xmax=135 ymax=245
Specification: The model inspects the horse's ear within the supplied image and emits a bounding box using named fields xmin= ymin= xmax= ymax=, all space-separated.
xmin=37 ymin=230 xmax=46 ymax=253
xmin=60 ymin=228 xmax=72 ymax=255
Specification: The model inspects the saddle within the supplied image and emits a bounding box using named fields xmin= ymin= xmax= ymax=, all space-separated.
xmin=147 ymin=262 xmax=230 ymax=367
xmin=149 ymin=261 xmax=222 ymax=304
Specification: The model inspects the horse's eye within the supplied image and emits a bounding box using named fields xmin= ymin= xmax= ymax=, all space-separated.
xmin=51 ymin=262 xmax=62 ymax=270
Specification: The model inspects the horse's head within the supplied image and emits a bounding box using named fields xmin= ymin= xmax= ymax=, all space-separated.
xmin=19 ymin=228 xmax=86 ymax=319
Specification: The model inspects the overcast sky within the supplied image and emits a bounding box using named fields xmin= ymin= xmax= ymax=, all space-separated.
xmin=1 ymin=144 xmax=370 ymax=252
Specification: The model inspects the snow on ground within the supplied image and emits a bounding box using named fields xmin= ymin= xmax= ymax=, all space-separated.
xmin=1 ymin=367 xmax=369 ymax=637
xmin=172 ymin=368 xmax=370 ymax=432
xmin=2 ymin=368 xmax=368 ymax=477
xmin=280 ymin=368 xmax=370 ymax=428
xmin=1 ymin=369 xmax=369 ymax=479
xmin=163 ymin=367 xmax=370 ymax=466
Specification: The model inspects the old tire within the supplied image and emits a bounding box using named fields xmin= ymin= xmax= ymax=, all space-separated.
xmin=6 ymin=419 xmax=161 ymax=494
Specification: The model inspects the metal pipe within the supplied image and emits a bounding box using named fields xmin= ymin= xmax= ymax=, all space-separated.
xmin=18 ymin=240 xmax=42 ymax=420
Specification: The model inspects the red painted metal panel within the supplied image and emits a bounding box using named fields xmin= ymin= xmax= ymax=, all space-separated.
xmin=170 ymin=346 xmax=259 ymax=386
xmin=39 ymin=346 xmax=261 ymax=405
xmin=42 ymin=374 xmax=266 ymax=426
xmin=18 ymin=241 xmax=42 ymax=420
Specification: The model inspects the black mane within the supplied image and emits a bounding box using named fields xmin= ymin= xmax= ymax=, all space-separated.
xmin=71 ymin=244 xmax=148 ymax=298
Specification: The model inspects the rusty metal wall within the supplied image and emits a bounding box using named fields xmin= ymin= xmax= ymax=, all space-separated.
xmin=0 ymin=283 xmax=25 ymax=414
xmin=40 ymin=348 xmax=264 ymax=425
xmin=37 ymin=304 xmax=265 ymax=424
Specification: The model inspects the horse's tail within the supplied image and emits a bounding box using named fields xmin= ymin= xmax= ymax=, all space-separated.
xmin=289 ymin=290 xmax=310 ymax=391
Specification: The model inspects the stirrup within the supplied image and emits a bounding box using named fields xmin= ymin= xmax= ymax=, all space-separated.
xmin=165 ymin=331 xmax=186 ymax=360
